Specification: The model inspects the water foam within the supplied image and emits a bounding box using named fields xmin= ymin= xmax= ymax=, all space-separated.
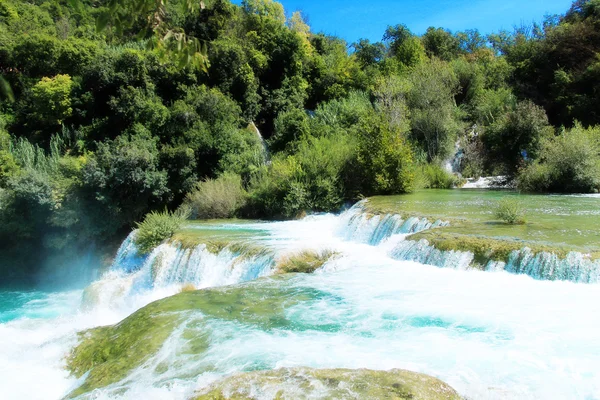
xmin=2 ymin=204 xmax=600 ymax=400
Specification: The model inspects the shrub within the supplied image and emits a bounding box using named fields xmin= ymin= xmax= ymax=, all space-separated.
xmin=483 ymin=100 xmax=553 ymax=174
xmin=185 ymin=172 xmax=247 ymax=219
xmin=495 ymin=198 xmax=526 ymax=224
xmin=134 ymin=207 xmax=190 ymax=254
xmin=355 ymin=114 xmax=416 ymax=195
xmin=517 ymin=123 xmax=600 ymax=193
xmin=418 ymin=164 xmax=458 ymax=189
xmin=246 ymin=133 xmax=355 ymax=218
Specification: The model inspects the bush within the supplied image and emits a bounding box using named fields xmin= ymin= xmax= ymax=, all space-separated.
xmin=134 ymin=207 xmax=190 ymax=254
xmin=355 ymin=114 xmax=416 ymax=195
xmin=418 ymin=164 xmax=458 ymax=189
xmin=185 ymin=172 xmax=247 ymax=219
xmin=247 ymin=132 xmax=355 ymax=218
xmin=495 ymin=198 xmax=526 ymax=224
xmin=483 ymin=100 xmax=553 ymax=174
xmin=517 ymin=123 xmax=600 ymax=193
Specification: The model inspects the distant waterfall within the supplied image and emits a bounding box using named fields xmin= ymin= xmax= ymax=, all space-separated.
xmin=249 ymin=122 xmax=270 ymax=164
xmin=390 ymin=239 xmax=600 ymax=284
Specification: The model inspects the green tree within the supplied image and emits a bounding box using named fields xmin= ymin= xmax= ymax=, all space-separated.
xmin=484 ymin=100 xmax=553 ymax=174
xmin=26 ymin=74 xmax=74 ymax=135
xmin=355 ymin=114 xmax=416 ymax=195
xmin=422 ymin=27 xmax=461 ymax=61
xmin=406 ymin=59 xmax=461 ymax=161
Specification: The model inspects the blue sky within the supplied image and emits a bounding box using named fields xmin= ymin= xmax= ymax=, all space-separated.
xmin=234 ymin=0 xmax=574 ymax=43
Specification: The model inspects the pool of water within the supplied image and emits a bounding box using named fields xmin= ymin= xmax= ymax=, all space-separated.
xmin=368 ymin=190 xmax=600 ymax=250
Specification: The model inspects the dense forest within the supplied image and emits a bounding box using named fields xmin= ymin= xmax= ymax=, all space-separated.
xmin=1 ymin=0 xmax=599 ymax=281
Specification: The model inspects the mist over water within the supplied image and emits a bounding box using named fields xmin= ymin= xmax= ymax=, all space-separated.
xmin=1 ymin=205 xmax=600 ymax=400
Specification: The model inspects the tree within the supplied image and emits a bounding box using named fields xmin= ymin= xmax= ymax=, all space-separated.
xmin=353 ymin=39 xmax=385 ymax=67
xmin=456 ymin=29 xmax=487 ymax=53
xmin=406 ymin=59 xmax=461 ymax=161
xmin=28 ymin=74 xmax=74 ymax=130
xmin=355 ymin=114 xmax=416 ymax=195
xmin=242 ymin=0 xmax=285 ymax=23
xmin=422 ymin=27 xmax=460 ymax=61
xmin=483 ymin=100 xmax=553 ymax=174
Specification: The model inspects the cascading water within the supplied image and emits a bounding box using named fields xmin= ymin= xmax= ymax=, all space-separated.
xmin=84 ymin=238 xmax=275 ymax=310
xmin=390 ymin=238 xmax=600 ymax=283
xmin=2 ymin=200 xmax=600 ymax=400
xmin=249 ymin=121 xmax=270 ymax=165
xmin=337 ymin=200 xmax=449 ymax=245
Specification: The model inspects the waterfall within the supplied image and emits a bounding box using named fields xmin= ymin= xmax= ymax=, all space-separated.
xmin=85 ymin=200 xmax=600 ymax=311
xmin=390 ymin=239 xmax=600 ymax=284
xmin=109 ymin=231 xmax=146 ymax=273
xmin=337 ymin=201 xmax=449 ymax=245
xmin=249 ymin=121 xmax=270 ymax=164
xmin=83 ymin=239 xmax=275 ymax=309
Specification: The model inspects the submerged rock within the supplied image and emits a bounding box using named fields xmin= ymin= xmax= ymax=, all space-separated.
xmin=192 ymin=367 xmax=462 ymax=400
xmin=65 ymin=277 xmax=336 ymax=398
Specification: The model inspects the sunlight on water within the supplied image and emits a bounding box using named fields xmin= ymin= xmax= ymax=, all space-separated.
xmin=1 ymin=204 xmax=600 ymax=400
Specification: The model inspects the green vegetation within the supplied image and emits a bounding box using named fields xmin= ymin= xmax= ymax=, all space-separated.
xmin=2 ymin=0 xmax=600 ymax=278
xmin=495 ymin=198 xmax=526 ymax=224
xmin=134 ymin=207 xmax=191 ymax=254
xmin=518 ymin=124 xmax=600 ymax=193
xmin=193 ymin=368 xmax=462 ymax=400
xmin=276 ymin=249 xmax=338 ymax=274
xmin=185 ymin=172 xmax=248 ymax=219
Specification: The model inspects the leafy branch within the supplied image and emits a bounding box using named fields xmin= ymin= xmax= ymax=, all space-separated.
xmin=69 ymin=0 xmax=209 ymax=70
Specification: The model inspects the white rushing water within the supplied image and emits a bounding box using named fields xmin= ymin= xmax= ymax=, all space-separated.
xmin=1 ymin=205 xmax=600 ymax=400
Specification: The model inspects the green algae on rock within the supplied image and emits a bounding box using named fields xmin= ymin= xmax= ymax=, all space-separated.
xmin=276 ymin=249 xmax=339 ymax=274
xmin=192 ymin=367 xmax=462 ymax=400
xmin=65 ymin=277 xmax=340 ymax=398
xmin=406 ymin=230 xmax=600 ymax=265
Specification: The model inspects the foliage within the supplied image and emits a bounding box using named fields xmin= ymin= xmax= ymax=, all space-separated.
xmin=418 ymin=164 xmax=459 ymax=189
xmin=518 ymin=124 xmax=600 ymax=193
xmin=30 ymin=75 xmax=74 ymax=126
xmin=2 ymin=0 xmax=600 ymax=279
xmin=483 ymin=100 xmax=553 ymax=174
xmin=185 ymin=172 xmax=247 ymax=219
xmin=134 ymin=207 xmax=191 ymax=254
xmin=422 ymin=27 xmax=460 ymax=61
xmin=247 ymin=132 xmax=355 ymax=218
xmin=495 ymin=198 xmax=526 ymax=224
xmin=355 ymin=114 xmax=416 ymax=195
xmin=406 ymin=59 xmax=461 ymax=161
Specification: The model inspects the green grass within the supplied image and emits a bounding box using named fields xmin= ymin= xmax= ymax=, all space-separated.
xmin=495 ymin=197 xmax=526 ymax=224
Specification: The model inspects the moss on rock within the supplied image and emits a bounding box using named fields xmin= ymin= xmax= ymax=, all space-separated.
xmin=408 ymin=230 xmax=600 ymax=266
xmin=276 ymin=249 xmax=338 ymax=274
xmin=192 ymin=367 xmax=462 ymax=400
xmin=66 ymin=303 xmax=182 ymax=398
xmin=65 ymin=278 xmax=336 ymax=398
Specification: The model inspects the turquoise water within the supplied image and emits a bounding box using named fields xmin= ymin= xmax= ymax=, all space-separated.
xmin=0 ymin=291 xmax=74 ymax=323
xmin=1 ymin=199 xmax=600 ymax=399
